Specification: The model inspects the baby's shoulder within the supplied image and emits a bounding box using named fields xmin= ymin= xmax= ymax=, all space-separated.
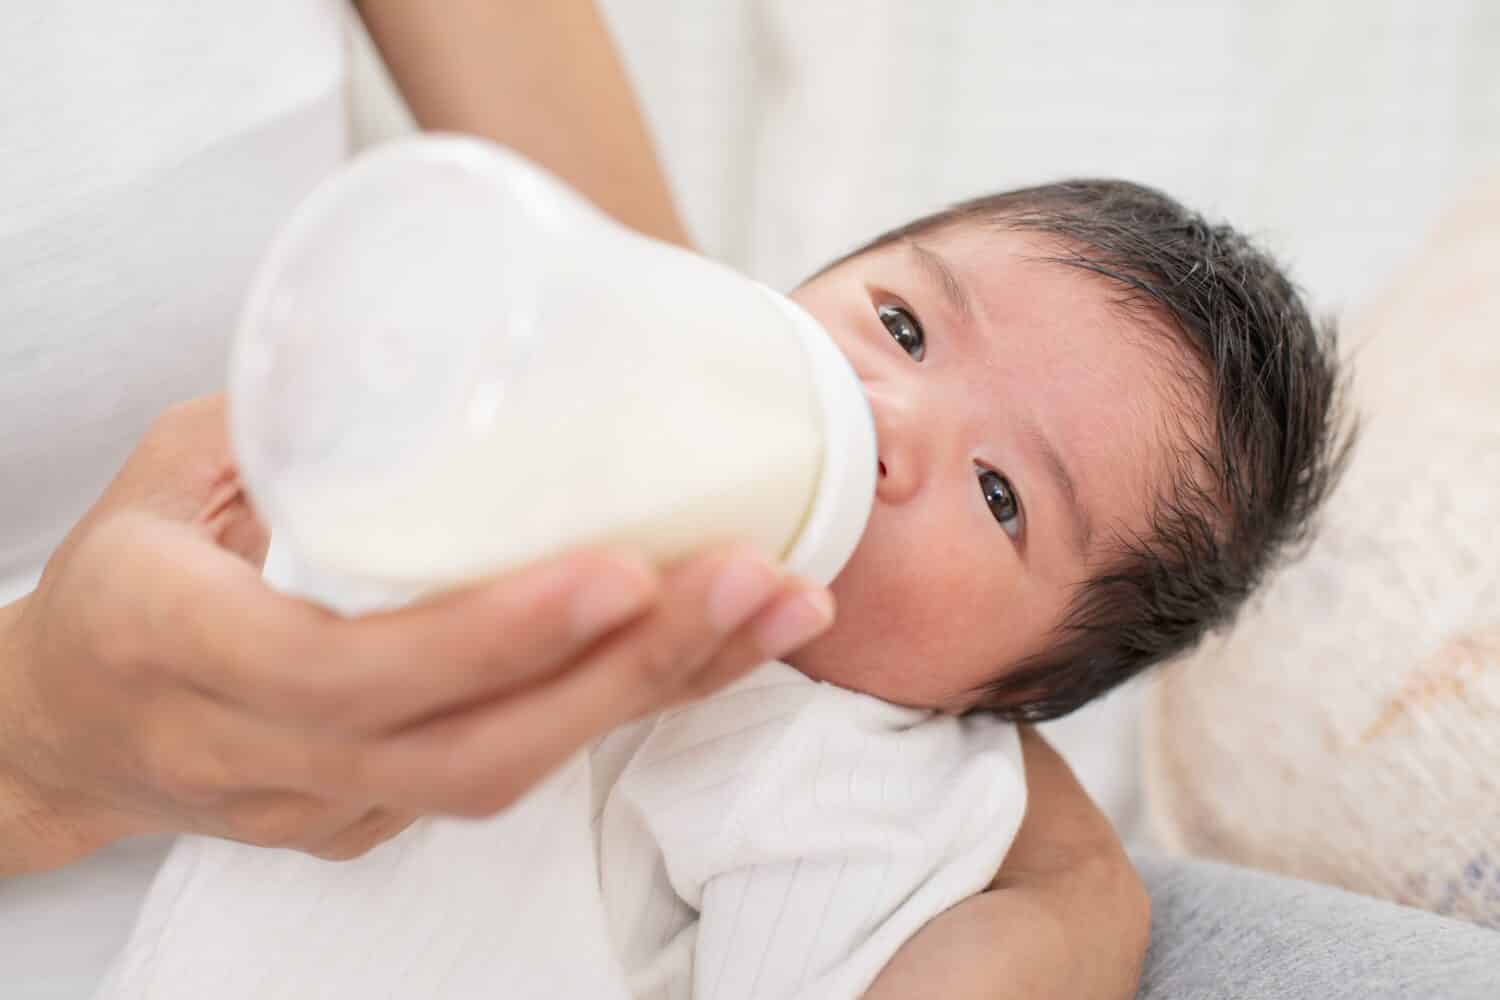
xmin=625 ymin=661 xmax=1022 ymax=810
xmin=651 ymin=661 xmax=941 ymax=751
xmin=605 ymin=662 xmax=1026 ymax=900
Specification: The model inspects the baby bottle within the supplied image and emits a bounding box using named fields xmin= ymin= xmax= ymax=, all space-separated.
xmin=230 ymin=135 xmax=876 ymax=615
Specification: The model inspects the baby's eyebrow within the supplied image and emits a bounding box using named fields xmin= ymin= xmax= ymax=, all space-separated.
xmin=1023 ymin=418 xmax=1095 ymax=556
xmin=908 ymin=241 xmax=975 ymax=322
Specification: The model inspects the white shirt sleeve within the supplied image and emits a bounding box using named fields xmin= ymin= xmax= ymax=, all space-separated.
xmin=606 ymin=663 xmax=1026 ymax=1000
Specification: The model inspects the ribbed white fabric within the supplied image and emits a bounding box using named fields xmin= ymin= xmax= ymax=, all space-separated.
xmin=99 ymin=663 xmax=1024 ymax=999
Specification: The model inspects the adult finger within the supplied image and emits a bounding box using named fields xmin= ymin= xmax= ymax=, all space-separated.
xmin=357 ymin=546 xmax=797 ymax=816
xmin=133 ymin=519 xmax=661 ymax=731
xmin=202 ymin=791 xmax=362 ymax=852
xmin=307 ymin=809 xmax=418 ymax=862
xmin=306 ymin=542 xmax=805 ymax=733
xmin=677 ymin=581 xmax=835 ymax=701
xmin=314 ymin=546 xmax=661 ymax=731
xmin=130 ymin=687 xmax=364 ymax=808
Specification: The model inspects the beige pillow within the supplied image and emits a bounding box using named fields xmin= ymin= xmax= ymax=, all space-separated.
xmin=1142 ymin=171 xmax=1500 ymax=929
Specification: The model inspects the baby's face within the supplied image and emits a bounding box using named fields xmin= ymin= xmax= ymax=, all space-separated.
xmin=786 ymin=226 xmax=1200 ymax=711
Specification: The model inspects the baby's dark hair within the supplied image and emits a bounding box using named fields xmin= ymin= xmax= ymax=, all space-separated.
xmin=832 ymin=179 xmax=1353 ymax=722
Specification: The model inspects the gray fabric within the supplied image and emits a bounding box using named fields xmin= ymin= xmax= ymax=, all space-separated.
xmin=1136 ymin=854 xmax=1500 ymax=999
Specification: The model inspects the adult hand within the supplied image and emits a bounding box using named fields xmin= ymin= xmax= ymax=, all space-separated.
xmin=0 ymin=396 xmax=832 ymax=875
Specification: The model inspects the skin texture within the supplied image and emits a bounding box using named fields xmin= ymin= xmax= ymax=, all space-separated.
xmin=789 ymin=226 xmax=1197 ymax=711
xmin=868 ymin=727 xmax=1149 ymax=1000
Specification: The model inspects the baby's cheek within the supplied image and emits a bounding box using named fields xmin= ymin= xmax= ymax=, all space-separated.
xmin=789 ymin=558 xmax=978 ymax=706
xmin=784 ymin=543 xmax=912 ymax=688
xmin=790 ymin=499 xmax=1025 ymax=706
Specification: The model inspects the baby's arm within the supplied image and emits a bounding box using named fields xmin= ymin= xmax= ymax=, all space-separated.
xmin=866 ymin=726 xmax=1149 ymax=1000
xmin=625 ymin=667 xmax=1026 ymax=1000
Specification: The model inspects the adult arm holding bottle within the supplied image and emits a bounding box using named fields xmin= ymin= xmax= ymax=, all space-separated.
xmin=0 ymin=393 xmax=826 ymax=874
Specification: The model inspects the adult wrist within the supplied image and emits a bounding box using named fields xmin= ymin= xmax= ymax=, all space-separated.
xmin=0 ymin=595 xmax=107 ymax=875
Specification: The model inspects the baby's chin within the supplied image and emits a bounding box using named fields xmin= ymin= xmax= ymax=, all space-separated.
xmin=780 ymin=614 xmax=948 ymax=710
xmin=779 ymin=572 xmax=991 ymax=713
xmin=778 ymin=630 xmax=834 ymax=680
xmin=779 ymin=543 xmax=911 ymax=699
xmin=781 ymin=518 xmax=971 ymax=709
xmin=778 ymin=584 xmax=881 ymax=689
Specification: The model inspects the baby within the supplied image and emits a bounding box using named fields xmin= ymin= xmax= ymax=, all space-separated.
xmin=100 ymin=179 xmax=1347 ymax=998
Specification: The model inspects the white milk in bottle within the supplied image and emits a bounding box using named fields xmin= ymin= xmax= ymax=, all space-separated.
xmin=231 ymin=136 xmax=875 ymax=614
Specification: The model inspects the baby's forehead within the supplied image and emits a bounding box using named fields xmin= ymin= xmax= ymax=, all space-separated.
xmin=964 ymin=224 xmax=1197 ymax=344
xmin=903 ymin=223 xmax=1214 ymax=513
xmin=961 ymin=223 xmax=1114 ymax=275
xmin=866 ymin=224 xmax=1098 ymax=296
xmin=879 ymin=225 xmax=1166 ymax=339
xmin=847 ymin=219 xmax=1211 ymax=408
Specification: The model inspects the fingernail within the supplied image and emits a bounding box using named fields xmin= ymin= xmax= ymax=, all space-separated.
xmin=708 ymin=557 xmax=781 ymax=633
xmin=756 ymin=589 xmax=835 ymax=659
xmin=572 ymin=563 xmax=655 ymax=639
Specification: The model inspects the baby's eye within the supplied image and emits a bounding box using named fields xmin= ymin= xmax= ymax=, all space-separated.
xmin=877 ymin=304 xmax=925 ymax=361
xmin=978 ymin=468 xmax=1021 ymax=539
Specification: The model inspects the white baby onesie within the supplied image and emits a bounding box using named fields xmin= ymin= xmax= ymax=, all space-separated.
xmin=98 ymin=663 xmax=1025 ymax=999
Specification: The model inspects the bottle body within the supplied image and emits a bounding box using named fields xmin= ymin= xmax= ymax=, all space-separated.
xmin=232 ymin=136 xmax=873 ymax=612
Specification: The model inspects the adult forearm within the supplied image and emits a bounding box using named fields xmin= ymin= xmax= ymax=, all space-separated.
xmin=355 ymin=0 xmax=691 ymax=247
xmin=1 ymin=596 xmax=42 ymax=873
xmin=0 ymin=596 xmax=79 ymax=875
xmin=0 ymin=770 xmax=70 ymax=877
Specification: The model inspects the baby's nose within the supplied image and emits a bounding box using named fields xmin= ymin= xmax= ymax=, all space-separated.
xmin=869 ymin=392 xmax=923 ymax=505
xmin=876 ymin=449 xmax=922 ymax=505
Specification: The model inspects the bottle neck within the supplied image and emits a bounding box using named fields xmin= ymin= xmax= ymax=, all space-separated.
xmin=762 ymin=289 xmax=877 ymax=587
